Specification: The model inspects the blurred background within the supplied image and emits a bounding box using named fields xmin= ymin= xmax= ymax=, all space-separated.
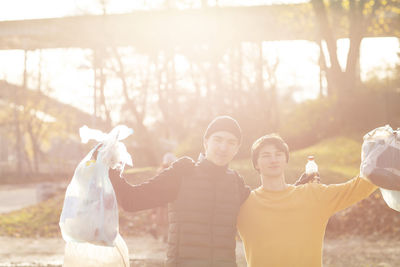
xmin=0 ymin=0 xmax=399 ymax=265
xmin=0 ymin=0 xmax=399 ymax=178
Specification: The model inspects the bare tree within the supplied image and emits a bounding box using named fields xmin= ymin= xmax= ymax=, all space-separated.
xmin=311 ymin=0 xmax=398 ymax=97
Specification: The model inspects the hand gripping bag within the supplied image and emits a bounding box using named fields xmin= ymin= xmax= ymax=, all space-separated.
xmin=360 ymin=125 xmax=400 ymax=212
xmin=60 ymin=125 xmax=133 ymax=267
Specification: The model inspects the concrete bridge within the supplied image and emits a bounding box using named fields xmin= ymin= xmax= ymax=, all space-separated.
xmin=0 ymin=4 xmax=398 ymax=51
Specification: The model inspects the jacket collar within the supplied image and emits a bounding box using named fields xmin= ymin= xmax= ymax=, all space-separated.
xmin=197 ymin=155 xmax=229 ymax=174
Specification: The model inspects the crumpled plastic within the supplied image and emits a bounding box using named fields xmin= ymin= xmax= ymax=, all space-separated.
xmin=360 ymin=125 xmax=400 ymax=212
xmin=60 ymin=125 xmax=133 ymax=267
xmin=80 ymin=125 xmax=133 ymax=173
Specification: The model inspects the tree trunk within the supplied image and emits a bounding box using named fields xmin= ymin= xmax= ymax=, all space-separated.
xmin=37 ymin=49 xmax=42 ymax=92
xmin=27 ymin=122 xmax=40 ymax=173
xmin=311 ymin=0 xmax=346 ymax=97
xmin=92 ymin=49 xmax=98 ymax=128
xmin=98 ymin=62 xmax=112 ymax=129
xmin=345 ymin=0 xmax=363 ymax=91
xmin=13 ymin=87 xmax=23 ymax=176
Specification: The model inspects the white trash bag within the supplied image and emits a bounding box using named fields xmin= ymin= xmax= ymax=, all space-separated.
xmin=60 ymin=125 xmax=133 ymax=267
xmin=360 ymin=125 xmax=400 ymax=212
xmin=63 ymin=234 xmax=129 ymax=267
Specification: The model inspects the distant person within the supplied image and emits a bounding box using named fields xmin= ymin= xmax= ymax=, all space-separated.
xmin=109 ymin=116 xmax=251 ymax=266
xmin=237 ymin=133 xmax=378 ymax=267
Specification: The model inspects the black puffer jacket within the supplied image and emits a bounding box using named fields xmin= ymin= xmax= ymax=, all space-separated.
xmin=109 ymin=157 xmax=250 ymax=267
xmin=166 ymin=159 xmax=246 ymax=267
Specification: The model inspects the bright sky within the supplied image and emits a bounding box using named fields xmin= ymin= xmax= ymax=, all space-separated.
xmin=0 ymin=0 xmax=309 ymax=21
xmin=0 ymin=0 xmax=398 ymax=122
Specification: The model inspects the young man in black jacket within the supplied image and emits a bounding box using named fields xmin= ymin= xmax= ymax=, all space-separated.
xmin=109 ymin=116 xmax=250 ymax=267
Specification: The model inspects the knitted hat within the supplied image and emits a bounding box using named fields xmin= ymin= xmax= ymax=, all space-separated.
xmin=204 ymin=116 xmax=242 ymax=143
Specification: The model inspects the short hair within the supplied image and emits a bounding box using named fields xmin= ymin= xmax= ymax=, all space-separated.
xmin=251 ymin=133 xmax=289 ymax=171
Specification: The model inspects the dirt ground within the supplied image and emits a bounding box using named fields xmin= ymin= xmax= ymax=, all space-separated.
xmin=0 ymin=235 xmax=399 ymax=267
xmin=322 ymin=236 xmax=400 ymax=267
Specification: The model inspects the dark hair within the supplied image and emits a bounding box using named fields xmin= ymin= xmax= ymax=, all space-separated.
xmin=251 ymin=133 xmax=289 ymax=171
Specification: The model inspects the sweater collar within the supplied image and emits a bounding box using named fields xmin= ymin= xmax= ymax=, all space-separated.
xmin=256 ymin=184 xmax=295 ymax=195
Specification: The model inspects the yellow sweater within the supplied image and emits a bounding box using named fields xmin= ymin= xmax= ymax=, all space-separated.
xmin=237 ymin=176 xmax=377 ymax=267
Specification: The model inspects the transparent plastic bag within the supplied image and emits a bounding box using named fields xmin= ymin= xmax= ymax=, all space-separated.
xmin=63 ymin=234 xmax=129 ymax=267
xmin=60 ymin=125 xmax=133 ymax=266
xmin=360 ymin=125 xmax=400 ymax=211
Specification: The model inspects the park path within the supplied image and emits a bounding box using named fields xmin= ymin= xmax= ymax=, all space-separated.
xmin=0 ymin=184 xmax=38 ymax=214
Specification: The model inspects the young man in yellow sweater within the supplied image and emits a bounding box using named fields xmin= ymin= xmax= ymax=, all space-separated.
xmin=237 ymin=134 xmax=378 ymax=267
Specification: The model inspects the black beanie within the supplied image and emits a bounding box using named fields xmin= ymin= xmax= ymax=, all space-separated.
xmin=204 ymin=116 xmax=242 ymax=143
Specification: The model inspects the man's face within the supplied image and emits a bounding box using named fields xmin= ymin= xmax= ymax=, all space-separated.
xmin=256 ymin=144 xmax=287 ymax=178
xmin=204 ymin=131 xmax=240 ymax=166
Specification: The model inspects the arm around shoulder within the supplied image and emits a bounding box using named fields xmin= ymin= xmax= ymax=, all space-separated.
xmin=233 ymin=171 xmax=251 ymax=204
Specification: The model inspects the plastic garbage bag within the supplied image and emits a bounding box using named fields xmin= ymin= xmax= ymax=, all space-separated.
xmin=63 ymin=234 xmax=129 ymax=267
xmin=60 ymin=125 xmax=133 ymax=266
xmin=360 ymin=125 xmax=400 ymax=212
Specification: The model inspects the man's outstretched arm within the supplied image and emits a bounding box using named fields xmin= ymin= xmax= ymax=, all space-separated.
xmin=315 ymin=175 xmax=378 ymax=215
xmin=109 ymin=157 xmax=195 ymax=212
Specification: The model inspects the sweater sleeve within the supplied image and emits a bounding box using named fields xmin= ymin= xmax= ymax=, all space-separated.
xmin=314 ymin=176 xmax=378 ymax=215
xmin=109 ymin=156 xmax=195 ymax=212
